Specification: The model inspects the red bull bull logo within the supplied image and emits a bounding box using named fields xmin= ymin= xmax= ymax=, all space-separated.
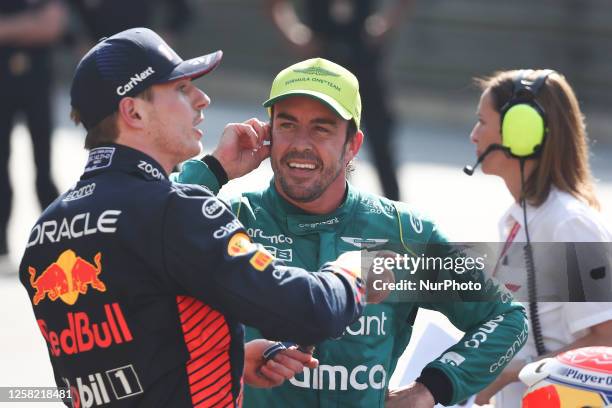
xmin=28 ymin=250 xmax=106 ymax=306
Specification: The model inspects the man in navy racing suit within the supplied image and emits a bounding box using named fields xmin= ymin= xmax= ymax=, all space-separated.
xmin=19 ymin=29 xmax=366 ymax=408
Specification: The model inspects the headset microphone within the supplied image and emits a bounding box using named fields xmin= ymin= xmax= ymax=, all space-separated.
xmin=463 ymin=144 xmax=507 ymax=176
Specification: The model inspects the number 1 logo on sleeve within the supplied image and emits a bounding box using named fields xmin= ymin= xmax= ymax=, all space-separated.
xmin=105 ymin=365 xmax=143 ymax=400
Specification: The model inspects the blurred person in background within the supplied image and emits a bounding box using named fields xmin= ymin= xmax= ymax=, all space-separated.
xmin=68 ymin=0 xmax=193 ymax=44
xmin=0 ymin=0 xmax=67 ymax=273
xmin=266 ymin=0 xmax=416 ymax=201
xmin=467 ymin=69 xmax=612 ymax=407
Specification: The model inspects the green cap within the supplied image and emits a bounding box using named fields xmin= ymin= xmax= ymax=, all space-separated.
xmin=263 ymin=58 xmax=362 ymax=129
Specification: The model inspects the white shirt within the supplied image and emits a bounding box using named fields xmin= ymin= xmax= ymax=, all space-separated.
xmin=494 ymin=188 xmax=612 ymax=407
xmin=495 ymin=187 xmax=612 ymax=301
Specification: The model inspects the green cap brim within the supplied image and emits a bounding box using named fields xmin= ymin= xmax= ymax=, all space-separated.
xmin=263 ymin=90 xmax=353 ymax=121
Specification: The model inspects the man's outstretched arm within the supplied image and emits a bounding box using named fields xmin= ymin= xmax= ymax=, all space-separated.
xmin=162 ymin=183 xmax=366 ymax=345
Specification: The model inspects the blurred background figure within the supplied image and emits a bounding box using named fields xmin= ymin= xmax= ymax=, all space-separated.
xmin=67 ymin=0 xmax=194 ymax=48
xmin=266 ymin=0 xmax=416 ymax=201
xmin=0 ymin=0 xmax=67 ymax=273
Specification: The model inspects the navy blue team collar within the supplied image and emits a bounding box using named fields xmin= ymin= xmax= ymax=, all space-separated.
xmin=80 ymin=143 xmax=168 ymax=182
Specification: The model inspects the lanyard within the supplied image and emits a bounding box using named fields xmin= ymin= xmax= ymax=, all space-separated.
xmin=493 ymin=221 xmax=521 ymax=276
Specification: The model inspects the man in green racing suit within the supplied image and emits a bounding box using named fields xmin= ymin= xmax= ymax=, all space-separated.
xmin=173 ymin=58 xmax=528 ymax=407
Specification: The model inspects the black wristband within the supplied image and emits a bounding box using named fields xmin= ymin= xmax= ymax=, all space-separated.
xmin=201 ymin=155 xmax=229 ymax=187
xmin=415 ymin=367 xmax=454 ymax=406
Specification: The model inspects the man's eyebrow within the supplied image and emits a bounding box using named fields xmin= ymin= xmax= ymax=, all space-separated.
xmin=311 ymin=118 xmax=338 ymax=127
xmin=275 ymin=112 xmax=338 ymax=127
xmin=275 ymin=112 xmax=298 ymax=122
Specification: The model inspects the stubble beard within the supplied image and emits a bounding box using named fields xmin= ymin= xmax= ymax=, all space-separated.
xmin=273 ymin=150 xmax=346 ymax=203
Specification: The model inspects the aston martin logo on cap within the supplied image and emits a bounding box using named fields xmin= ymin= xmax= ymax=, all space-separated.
xmin=293 ymin=67 xmax=340 ymax=77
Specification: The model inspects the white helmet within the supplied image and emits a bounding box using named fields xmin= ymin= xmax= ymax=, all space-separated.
xmin=520 ymin=347 xmax=612 ymax=407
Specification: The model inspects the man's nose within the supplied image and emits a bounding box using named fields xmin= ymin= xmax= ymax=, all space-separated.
xmin=194 ymin=88 xmax=210 ymax=110
xmin=290 ymin=128 xmax=315 ymax=149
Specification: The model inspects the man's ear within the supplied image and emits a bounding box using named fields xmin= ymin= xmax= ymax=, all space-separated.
xmin=117 ymin=97 xmax=147 ymax=129
xmin=345 ymin=129 xmax=364 ymax=164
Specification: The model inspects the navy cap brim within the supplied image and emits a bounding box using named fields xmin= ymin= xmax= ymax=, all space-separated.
xmin=166 ymin=50 xmax=223 ymax=82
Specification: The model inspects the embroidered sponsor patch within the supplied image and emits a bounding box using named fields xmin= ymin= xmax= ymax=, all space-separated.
xmin=201 ymin=197 xmax=225 ymax=219
xmin=250 ymin=250 xmax=274 ymax=272
xmin=84 ymin=147 xmax=115 ymax=172
xmin=227 ymin=233 xmax=252 ymax=257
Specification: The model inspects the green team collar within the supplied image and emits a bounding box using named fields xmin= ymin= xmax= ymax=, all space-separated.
xmin=263 ymin=179 xmax=360 ymax=235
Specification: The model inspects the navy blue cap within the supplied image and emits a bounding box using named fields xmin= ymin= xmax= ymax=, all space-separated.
xmin=70 ymin=27 xmax=223 ymax=130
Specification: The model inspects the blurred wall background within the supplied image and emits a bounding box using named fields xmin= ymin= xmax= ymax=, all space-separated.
xmin=55 ymin=0 xmax=612 ymax=143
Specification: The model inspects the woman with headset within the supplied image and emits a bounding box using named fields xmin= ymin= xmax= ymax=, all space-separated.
xmin=467 ymin=69 xmax=612 ymax=407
